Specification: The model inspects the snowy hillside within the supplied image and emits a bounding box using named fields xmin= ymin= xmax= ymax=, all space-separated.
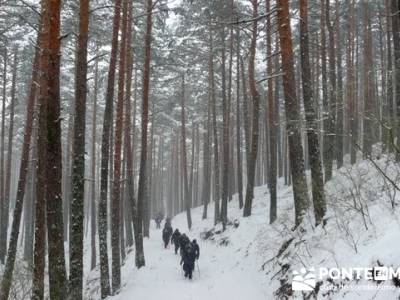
xmin=84 ymin=155 xmax=400 ymax=300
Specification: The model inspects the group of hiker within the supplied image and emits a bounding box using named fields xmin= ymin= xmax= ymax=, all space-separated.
xmin=159 ymin=216 xmax=200 ymax=280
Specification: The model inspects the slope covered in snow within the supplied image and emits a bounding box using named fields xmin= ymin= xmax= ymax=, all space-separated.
xmin=86 ymin=154 xmax=400 ymax=300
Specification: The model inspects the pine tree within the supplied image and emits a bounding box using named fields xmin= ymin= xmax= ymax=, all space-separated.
xmin=299 ymin=0 xmax=326 ymax=225
xmin=243 ymin=0 xmax=261 ymax=218
xmin=276 ymin=0 xmax=310 ymax=226
xmin=69 ymin=0 xmax=90 ymax=296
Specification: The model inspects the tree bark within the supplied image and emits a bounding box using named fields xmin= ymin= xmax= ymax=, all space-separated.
xmin=0 ymin=34 xmax=38 ymax=300
xmin=277 ymin=0 xmax=310 ymax=226
xmin=324 ymin=0 xmax=337 ymax=181
xmin=0 ymin=47 xmax=7 ymax=264
xmin=136 ymin=0 xmax=154 ymax=268
xmin=300 ymin=0 xmax=327 ymax=225
xmin=392 ymin=0 xmax=400 ymax=158
xmin=266 ymin=0 xmax=277 ymax=223
xmin=235 ymin=23 xmax=243 ymax=210
xmin=243 ymin=0 xmax=261 ymax=218
xmin=69 ymin=0 xmax=90 ymax=296
xmin=180 ymin=75 xmax=192 ymax=230
xmin=110 ymin=0 xmax=128 ymax=292
xmin=98 ymin=0 xmax=122 ymax=295
xmin=44 ymin=0 xmax=68 ymax=293
xmin=220 ymin=26 xmax=229 ymax=229
xmin=90 ymin=55 xmax=99 ymax=271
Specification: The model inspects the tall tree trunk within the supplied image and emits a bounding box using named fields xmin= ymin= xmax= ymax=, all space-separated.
xmin=0 ymin=47 xmax=7 ymax=264
xmin=335 ymin=0 xmax=344 ymax=168
xmin=2 ymin=47 xmax=17 ymax=257
xmin=362 ymin=1 xmax=377 ymax=156
xmin=44 ymin=0 xmax=68 ymax=293
xmin=348 ymin=0 xmax=357 ymax=164
xmin=32 ymin=67 xmax=46 ymax=300
xmin=385 ymin=0 xmax=394 ymax=151
xmin=90 ymin=55 xmax=99 ymax=271
xmin=220 ymin=26 xmax=229 ymax=229
xmin=266 ymin=0 xmax=277 ymax=223
xmin=235 ymin=24 xmax=243 ymax=210
xmin=123 ymin=0 xmax=136 ymax=251
xmin=0 ymin=35 xmax=38 ymax=300
xmin=277 ymin=0 xmax=310 ymax=226
xmin=180 ymin=75 xmax=192 ymax=230
xmin=69 ymin=0 xmax=90 ymax=296
xmin=392 ymin=0 xmax=400 ymax=158
xmin=320 ymin=0 xmax=330 ymax=173
xmin=300 ymin=0 xmax=327 ymax=225
xmin=98 ymin=0 xmax=122 ymax=295
xmin=111 ymin=0 xmax=128 ymax=294
xmin=111 ymin=0 xmax=128 ymax=292
xmin=324 ymin=0 xmax=337 ymax=180
xmin=243 ymin=0 xmax=260 ymax=218
xmin=136 ymin=0 xmax=154 ymax=268
xmin=209 ymin=29 xmax=220 ymax=225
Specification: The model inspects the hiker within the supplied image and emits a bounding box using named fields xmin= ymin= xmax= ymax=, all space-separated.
xmin=162 ymin=221 xmax=173 ymax=248
xmin=155 ymin=212 xmax=163 ymax=229
xmin=165 ymin=216 xmax=172 ymax=227
xmin=180 ymin=242 xmax=196 ymax=279
xmin=178 ymin=233 xmax=190 ymax=256
xmin=192 ymin=239 xmax=200 ymax=260
xmin=171 ymin=229 xmax=181 ymax=254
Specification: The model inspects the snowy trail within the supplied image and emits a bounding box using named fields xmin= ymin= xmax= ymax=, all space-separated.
xmin=111 ymin=227 xmax=268 ymax=300
xmin=110 ymin=189 xmax=271 ymax=300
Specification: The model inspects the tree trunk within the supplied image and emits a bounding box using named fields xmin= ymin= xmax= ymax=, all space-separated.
xmin=209 ymin=29 xmax=220 ymax=225
xmin=392 ymin=0 xmax=400 ymax=158
xmin=220 ymin=26 xmax=229 ymax=229
xmin=362 ymin=1 xmax=377 ymax=156
xmin=2 ymin=47 xmax=17 ymax=257
xmin=335 ymin=0 xmax=344 ymax=168
xmin=235 ymin=23 xmax=243 ymax=210
xmin=324 ymin=0 xmax=337 ymax=181
xmin=136 ymin=0 xmax=154 ymax=268
xmin=90 ymin=54 xmax=99 ymax=271
xmin=243 ymin=0 xmax=261 ymax=218
xmin=98 ymin=0 xmax=122 ymax=295
xmin=277 ymin=0 xmax=310 ymax=226
xmin=0 ymin=34 xmax=38 ymax=300
xmin=110 ymin=0 xmax=128 ymax=292
xmin=44 ymin=0 xmax=68 ymax=293
xmin=180 ymin=75 xmax=192 ymax=230
xmin=266 ymin=0 xmax=277 ymax=223
xmin=69 ymin=0 xmax=90 ymax=296
xmin=0 ymin=47 xmax=7 ymax=264
xmin=123 ymin=0 xmax=135 ymax=251
xmin=300 ymin=0 xmax=327 ymax=225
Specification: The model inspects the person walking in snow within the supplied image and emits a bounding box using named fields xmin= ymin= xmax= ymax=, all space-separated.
xmin=192 ymin=239 xmax=200 ymax=260
xmin=180 ymin=242 xmax=196 ymax=279
xmin=178 ymin=233 xmax=190 ymax=256
xmin=155 ymin=212 xmax=163 ymax=229
xmin=171 ymin=229 xmax=181 ymax=254
xmin=162 ymin=221 xmax=173 ymax=248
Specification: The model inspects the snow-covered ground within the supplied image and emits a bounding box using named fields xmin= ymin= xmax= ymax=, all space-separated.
xmin=84 ymin=153 xmax=400 ymax=300
xmin=107 ymin=189 xmax=270 ymax=300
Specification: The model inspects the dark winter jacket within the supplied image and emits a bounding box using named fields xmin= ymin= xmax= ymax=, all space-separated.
xmin=171 ymin=230 xmax=181 ymax=245
xmin=178 ymin=234 xmax=190 ymax=251
xmin=162 ymin=224 xmax=173 ymax=242
xmin=192 ymin=241 xmax=200 ymax=260
xmin=180 ymin=244 xmax=196 ymax=267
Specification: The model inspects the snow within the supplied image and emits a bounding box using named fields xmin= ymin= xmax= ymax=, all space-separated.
xmin=109 ymin=191 xmax=269 ymax=300
xmin=83 ymin=152 xmax=400 ymax=299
